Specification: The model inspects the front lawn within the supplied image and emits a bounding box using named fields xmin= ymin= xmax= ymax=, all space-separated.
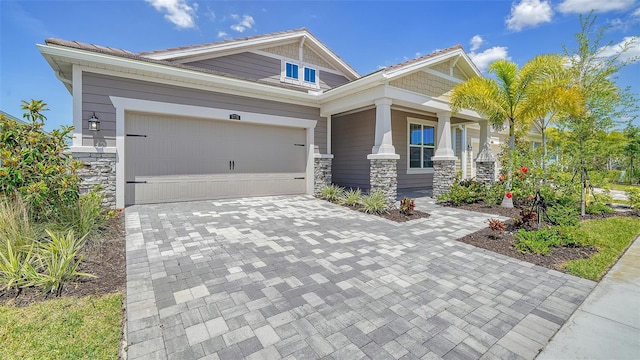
xmin=564 ymin=217 xmax=640 ymax=280
xmin=0 ymin=292 xmax=123 ymax=360
xmin=607 ymin=183 xmax=640 ymax=193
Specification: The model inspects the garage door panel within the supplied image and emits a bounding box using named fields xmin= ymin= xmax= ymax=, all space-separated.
xmin=125 ymin=113 xmax=308 ymax=205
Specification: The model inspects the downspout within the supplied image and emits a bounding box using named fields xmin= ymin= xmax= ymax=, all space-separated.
xmin=55 ymin=71 xmax=72 ymax=85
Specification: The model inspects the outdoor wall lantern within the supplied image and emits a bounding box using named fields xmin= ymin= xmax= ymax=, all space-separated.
xmin=467 ymin=143 xmax=472 ymax=152
xmin=88 ymin=112 xmax=100 ymax=131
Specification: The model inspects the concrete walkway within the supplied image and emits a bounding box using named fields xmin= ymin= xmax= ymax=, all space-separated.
xmin=124 ymin=195 xmax=595 ymax=360
xmin=537 ymin=236 xmax=640 ymax=360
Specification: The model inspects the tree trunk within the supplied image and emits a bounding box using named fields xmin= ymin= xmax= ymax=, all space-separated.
xmin=581 ymin=166 xmax=586 ymax=216
xmin=501 ymin=120 xmax=515 ymax=208
xmin=542 ymin=125 xmax=547 ymax=172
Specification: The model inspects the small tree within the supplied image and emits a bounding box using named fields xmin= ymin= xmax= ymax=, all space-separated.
xmin=624 ymin=124 xmax=640 ymax=184
xmin=0 ymin=100 xmax=81 ymax=221
xmin=558 ymin=14 xmax=638 ymax=215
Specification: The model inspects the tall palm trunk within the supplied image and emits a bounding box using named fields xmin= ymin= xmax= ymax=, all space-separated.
xmin=501 ymin=119 xmax=515 ymax=207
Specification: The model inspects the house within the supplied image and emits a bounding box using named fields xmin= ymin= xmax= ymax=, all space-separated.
xmin=39 ymin=28 xmax=500 ymax=209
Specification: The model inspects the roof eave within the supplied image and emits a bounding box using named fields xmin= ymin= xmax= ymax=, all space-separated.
xmin=38 ymin=43 xmax=321 ymax=106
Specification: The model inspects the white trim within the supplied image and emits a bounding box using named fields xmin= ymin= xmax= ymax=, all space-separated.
xmin=109 ymin=97 xmax=317 ymax=208
xmin=367 ymin=153 xmax=400 ymax=160
xmin=314 ymin=153 xmax=334 ymax=159
xmin=461 ymin=125 xmax=468 ymax=179
xmin=69 ymin=146 xmax=117 ymax=154
xmin=406 ymin=117 xmax=437 ymax=174
xmin=422 ymin=68 xmax=463 ymax=84
xmin=72 ymin=65 xmax=83 ymax=147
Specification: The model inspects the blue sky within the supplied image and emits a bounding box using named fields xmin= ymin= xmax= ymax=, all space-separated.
xmin=1 ymin=0 xmax=639 ymax=131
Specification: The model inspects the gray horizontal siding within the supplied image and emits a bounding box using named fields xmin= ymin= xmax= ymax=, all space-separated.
xmin=393 ymin=109 xmax=435 ymax=189
xmin=184 ymin=52 xmax=281 ymax=85
xmin=81 ymin=72 xmax=325 ymax=151
xmin=331 ymin=109 xmax=375 ymax=190
xmin=319 ymin=71 xmax=350 ymax=89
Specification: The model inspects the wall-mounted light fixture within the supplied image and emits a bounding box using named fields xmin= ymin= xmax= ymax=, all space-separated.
xmin=467 ymin=143 xmax=472 ymax=152
xmin=88 ymin=112 xmax=100 ymax=131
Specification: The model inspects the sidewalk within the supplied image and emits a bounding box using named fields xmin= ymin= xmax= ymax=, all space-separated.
xmin=537 ymin=236 xmax=640 ymax=360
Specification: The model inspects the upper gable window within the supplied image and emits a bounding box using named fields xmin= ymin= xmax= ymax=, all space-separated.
xmin=304 ymin=67 xmax=316 ymax=83
xmin=281 ymin=60 xmax=319 ymax=89
xmin=285 ymin=62 xmax=299 ymax=79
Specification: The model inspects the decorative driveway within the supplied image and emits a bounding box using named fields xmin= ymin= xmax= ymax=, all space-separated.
xmin=124 ymin=195 xmax=595 ymax=360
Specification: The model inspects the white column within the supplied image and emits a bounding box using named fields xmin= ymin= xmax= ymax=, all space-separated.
xmin=326 ymin=115 xmax=331 ymax=154
xmin=71 ymin=65 xmax=83 ymax=148
xmin=368 ymin=98 xmax=399 ymax=159
xmin=479 ymin=119 xmax=489 ymax=152
xmin=432 ymin=111 xmax=456 ymax=160
xmin=461 ymin=125 xmax=468 ymax=179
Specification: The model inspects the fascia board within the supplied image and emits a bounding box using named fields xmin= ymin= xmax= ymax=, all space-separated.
xmin=38 ymin=44 xmax=319 ymax=105
xmin=384 ymin=86 xmax=484 ymax=120
xmin=319 ymin=73 xmax=386 ymax=103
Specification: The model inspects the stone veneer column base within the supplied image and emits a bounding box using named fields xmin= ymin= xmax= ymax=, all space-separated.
xmin=476 ymin=161 xmax=496 ymax=185
xmin=369 ymin=158 xmax=398 ymax=205
xmin=314 ymin=157 xmax=333 ymax=195
xmin=432 ymin=159 xmax=457 ymax=199
xmin=72 ymin=152 xmax=117 ymax=209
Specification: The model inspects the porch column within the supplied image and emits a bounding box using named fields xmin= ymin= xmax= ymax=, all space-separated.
xmin=461 ymin=125 xmax=468 ymax=179
xmin=367 ymin=98 xmax=399 ymax=206
xmin=475 ymin=119 xmax=496 ymax=185
xmin=431 ymin=111 xmax=458 ymax=198
xmin=314 ymin=115 xmax=333 ymax=195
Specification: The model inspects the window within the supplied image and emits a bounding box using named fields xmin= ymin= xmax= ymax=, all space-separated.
xmin=408 ymin=122 xmax=435 ymax=169
xmin=304 ymin=67 xmax=316 ymax=83
xmin=285 ymin=62 xmax=299 ymax=79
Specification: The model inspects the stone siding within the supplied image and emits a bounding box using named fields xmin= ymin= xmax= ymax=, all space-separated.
xmin=433 ymin=159 xmax=456 ymax=198
xmin=73 ymin=152 xmax=116 ymax=209
xmin=314 ymin=157 xmax=332 ymax=195
xmin=476 ymin=161 xmax=496 ymax=185
xmin=369 ymin=159 xmax=397 ymax=205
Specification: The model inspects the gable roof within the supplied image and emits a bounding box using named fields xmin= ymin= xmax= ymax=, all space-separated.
xmin=139 ymin=28 xmax=360 ymax=80
xmin=0 ymin=110 xmax=26 ymax=124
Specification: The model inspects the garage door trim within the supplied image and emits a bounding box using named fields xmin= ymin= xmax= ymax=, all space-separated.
xmin=110 ymin=96 xmax=317 ymax=208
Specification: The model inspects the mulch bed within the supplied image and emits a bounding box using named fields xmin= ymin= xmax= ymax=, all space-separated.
xmin=325 ymin=199 xmax=431 ymax=223
xmin=443 ymin=202 xmax=602 ymax=273
xmin=0 ymin=215 xmax=126 ymax=307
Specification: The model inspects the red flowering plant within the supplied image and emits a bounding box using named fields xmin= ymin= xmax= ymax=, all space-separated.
xmin=497 ymin=142 xmax=542 ymax=206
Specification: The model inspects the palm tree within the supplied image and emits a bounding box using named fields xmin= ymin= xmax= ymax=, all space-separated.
xmin=451 ymin=54 xmax=578 ymax=206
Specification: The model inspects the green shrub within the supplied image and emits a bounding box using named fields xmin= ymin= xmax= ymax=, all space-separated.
xmin=586 ymin=202 xmax=615 ymax=215
xmin=438 ymin=178 xmax=486 ymax=206
xmin=546 ymin=204 xmax=579 ymax=227
xmin=627 ymin=188 xmax=640 ymax=210
xmin=514 ymin=226 xmax=586 ymax=255
xmin=24 ymin=230 xmax=95 ymax=296
xmin=484 ymin=183 xmax=506 ymax=206
xmin=0 ymin=101 xmax=81 ymax=222
xmin=0 ymin=240 xmax=34 ymax=292
xmin=0 ymin=196 xmax=38 ymax=250
xmin=361 ymin=190 xmax=388 ymax=214
xmin=50 ymin=191 xmax=106 ymax=244
xmin=339 ymin=188 xmax=362 ymax=206
xmin=320 ymin=184 xmax=344 ymax=202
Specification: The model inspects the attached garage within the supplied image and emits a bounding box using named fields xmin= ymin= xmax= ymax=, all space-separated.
xmin=123 ymin=110 xmax=313 ymax=205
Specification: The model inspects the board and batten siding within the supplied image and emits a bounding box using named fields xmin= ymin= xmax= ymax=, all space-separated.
xmin=81 ymin=72 xmax=326 ymax=151
xmin=392 ymin=109 xmax=436 ymax=189
xmin=331 ymin=108 xmax=375 ymax=190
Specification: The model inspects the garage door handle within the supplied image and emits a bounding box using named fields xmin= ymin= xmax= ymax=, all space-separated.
xmin=229 ymin=161 xmax=231 ymax=170
xmin=294 ymin=144 xmax=305 ymax=146
xmin=294 ymin=177 xmax=305 ymax=180
xmin=126 ymin=134 xmax=147 ymax=137
xmin=232 ymin=161 xmax=235 ymax=170
xmin=126 ymin=180 xmax=147 ymax=184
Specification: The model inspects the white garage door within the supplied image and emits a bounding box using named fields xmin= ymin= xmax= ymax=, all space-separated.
xmin=125 ymin=113 xmax=307 ymax=205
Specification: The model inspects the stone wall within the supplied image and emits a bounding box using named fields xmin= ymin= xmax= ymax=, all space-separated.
xmin=369 ymin=159 xmax=397 ymax=205
xmin=476 ymin=161 xmax=496 ymax=185
xmin=432 ymin=159 xmax=456 ymax=198
xmin=73 ymin=152 xmax=116 ymax=209
xmin=314 ymin=157 xmax=332 ymax=195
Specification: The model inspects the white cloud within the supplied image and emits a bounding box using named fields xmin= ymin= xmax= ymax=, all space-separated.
xmin=558 ymin=0 xmax=636 ymax=13
xmin=633 ymin=7 xmax=640 ymax=17
xmin=470 ymin=35 xmax=484 ymax=52
xmin=217 ymin=31 xmax=228 ymax=38
xmin=599 ymin=36 xmax=640 ymax=62
xmin=506 ymin=0 xmax=553 ymax=31
xmin=469 ymin=47 xmax=511 ymax=71
xmin=146 ymin=0 xmax=197 ymax=29
xmin=230 ymin=14 xmax=255 ymax=33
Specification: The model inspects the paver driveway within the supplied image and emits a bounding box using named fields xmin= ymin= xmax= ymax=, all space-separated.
xmin=124 ymin=195 xmax=595 ymax=360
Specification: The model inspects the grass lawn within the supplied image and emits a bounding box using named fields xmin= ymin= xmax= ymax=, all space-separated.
xmin=564 ymin=217 xmax=640 ymax=281
xmin=606 ymin=183 xmax=640 ymax=192
xmin=0 ymin=292 xmax=123 ymax=360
